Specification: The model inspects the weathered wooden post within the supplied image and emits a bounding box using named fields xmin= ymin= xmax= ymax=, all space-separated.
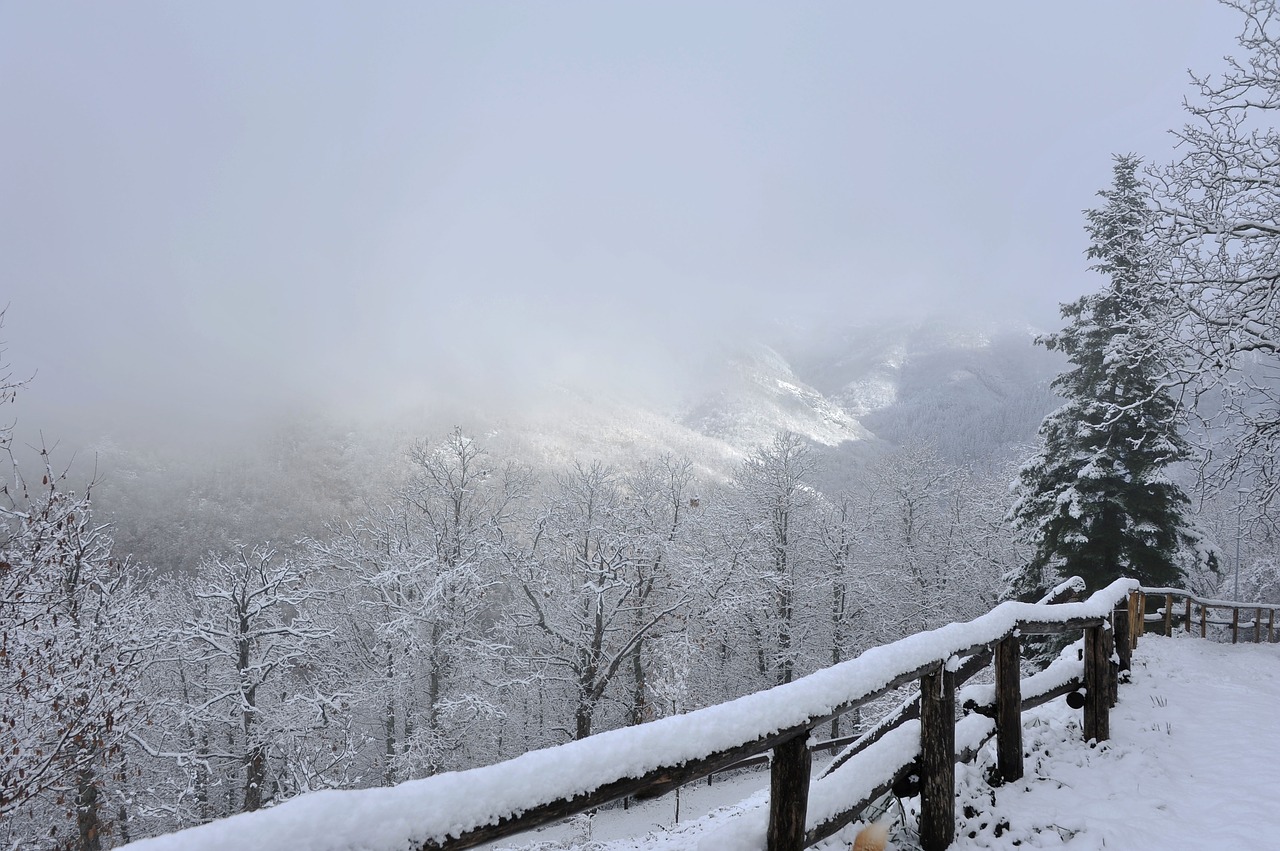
xmin=1200 ymin=604 xmax=1208 ymax=639
xmin=1103 ymin=623 xmax=1118 ymax=709
xmin=1184 ymin=597 xmax=1192 ymax=634
xmin=1164 ymin=594 xmax=1173 ymax=636
xmin=1083 ymin=625 xmax=1110 ymax=742
xmin=1257 ymin=607 xmax=1264 ymax=644
xmin=919 ymin=665 xmax=956 ymax=851
xmin=994 ymin=635 xmax=1022 ymax=783
xmin=1270 ymin=608 xmax=1275 ymax=643
xmin=1232 ymin=607 xmax=1240 ymax=644
xmin=1126 ymin=591 xmax=1140 ymax=650
xmin=1113 ymin=605 xmax=1131 ymax=673
xmin=767 ymin=730 xmax=811 ymax=851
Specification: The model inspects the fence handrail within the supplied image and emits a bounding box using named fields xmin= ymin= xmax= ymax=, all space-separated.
xmin=1140 ymin=586 xmax=1280 ymax=612
xmin=1135 ymin=585 xmax=1278 ymax=644
xmin=123 ymin=578 xmax=1139 ymax=851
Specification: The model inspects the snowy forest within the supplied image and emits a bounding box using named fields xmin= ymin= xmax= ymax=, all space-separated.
xmin=4 ymin=1 xmax=1280 ymax=849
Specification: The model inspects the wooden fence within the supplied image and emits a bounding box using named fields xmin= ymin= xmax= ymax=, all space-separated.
xmin=1132 ymin=586 xmax=1280 ymax=644
xmin=129 ymin=578 xmax=1276 ymax=851
xmin=419 ymin=578 xmax=1137 ymax=851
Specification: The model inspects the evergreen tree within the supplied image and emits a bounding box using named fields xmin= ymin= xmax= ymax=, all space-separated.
xmin=1009 ymin=155 xmax=1213 ymax=596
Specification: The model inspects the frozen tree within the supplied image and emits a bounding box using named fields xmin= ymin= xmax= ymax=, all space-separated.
xmin=811 ymin=490 xmax=881 ymax=739
xmin=307 ymin=429 xmax=528 ymax=779
xmin=0 ymin=453 xmax=148 ymax=851
xmin=1011 ymin=156 xmax=1212 ymax=596
xmin=1150 ymin=0 xmax=1280 ymax=507
xmin=137 ymin=545 xmax=348 ymax=817
xmin=617 ymin=456 xmax=698 ymax=726
xmin=503 ymin=461 xmax=687 ymax=740
xmin=720 ymin=432 xmax=820 ymax=687
xmin=858 ymin=443 xmax=1008 ymax=635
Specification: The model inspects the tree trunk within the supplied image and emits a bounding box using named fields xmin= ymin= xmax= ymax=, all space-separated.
xmin=244 ymin=743 xmax=267 ymax=812
xmin=75 ymin=762 xmax=102 ymax=851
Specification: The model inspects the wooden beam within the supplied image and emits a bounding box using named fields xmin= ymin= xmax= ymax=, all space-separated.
xmin=1015 ymin=616 xmax=1107 ymax=634
xmin=1103 ymin=621 xmax=1118 ymax=709
xmin=806 ymin=759 xmax=915 ymax=847
xmin=1136 ymin=591 xmax=1143 ymax=645
xmin=1184 ymin=596 xmax=1192 ymax=634
xmin=1257 ymin=607 xmax=1264 ymax=644
xmin=1232 ymin=607 xmax=1240 ymax=644
xmin=919 ymin=666 xmax=956 ymax=851
xmin=417 ymin=719 xmax=815 ymax=849
xmin=994 ymin=636 xmax=1023 ymax=783
xmin=767 ymin=731 xmax=811 ymax=851
xmin=1113 ymin=605 xmax=1131 ymax=673
xmin=1083 ymin=625 xmax=1109 ymax=743
xmin=1201 ymin=603 xmax=1207 ymax=639
xmin=809 ymin=672 xmax=1084 ymax=848
xmin=1164 ymin=594 xmax=1173 ymax=636
xmin=821 ymin=649 xmax=994 ymax=779
xmin=638 ymin=658 xmax=951 ymax=800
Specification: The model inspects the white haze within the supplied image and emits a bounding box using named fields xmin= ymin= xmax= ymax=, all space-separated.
xmin=0 ymin=1 xmax=1244 ymax=450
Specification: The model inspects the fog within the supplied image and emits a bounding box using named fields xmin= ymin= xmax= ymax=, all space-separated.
xmin=0 ymin=1 xmax=1243 ymax=450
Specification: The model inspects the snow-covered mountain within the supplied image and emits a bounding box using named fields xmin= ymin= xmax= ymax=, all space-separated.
xmin=766 ymin=319 xmax=1065 ymax=463
xmin=463 ymin=317 xmax=1063 ymax=480
xmin=681 ymin=342 xmax=874 ymax=451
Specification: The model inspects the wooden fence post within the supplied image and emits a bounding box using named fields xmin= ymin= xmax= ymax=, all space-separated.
xmin=767 ymin=730 xmax=811 ymax=851
xmin=1256 ymin=607 xmax=1264 ymax=644
xmin=920 ymin=665 xmax=956 ymax=851
xmin=1184 ymin=597 xmax=1192 ymax=633
xmin=1126 ymin=591 xmax=1139 ymax=649
xmin=1164 ymin=594 xmax=1173 ymax=636
xmin=1103 ymin=623 xmax=1118 ymax=709
xmin=1083 ymin=625 xmax=1110 ymax=743
xmin=994 ymin=635 xmax=1022 ymax=783
xmin=1270 ymin=609 xmax=1275 ymax=643
xmin=1232 ymin=607 xmax=1240 ymax=644
xmin=1200 ymin=604 xmax=1207 ymax=639
xmin=1113 ymin=606 xmax=1131 ymax=673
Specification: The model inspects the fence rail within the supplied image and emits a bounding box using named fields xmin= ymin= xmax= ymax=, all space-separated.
xmin=1132 ymin=587 xmax=1280 ymax=644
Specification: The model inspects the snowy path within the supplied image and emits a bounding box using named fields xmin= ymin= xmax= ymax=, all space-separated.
xmin=496 ymin=634 xmax=1280 ymax=850
xmin=948 ymin=633 xmax=1280 ymax=849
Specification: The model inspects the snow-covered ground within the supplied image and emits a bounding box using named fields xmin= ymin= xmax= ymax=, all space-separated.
xmin=491 ymin=632 xmax=1280 ymax=851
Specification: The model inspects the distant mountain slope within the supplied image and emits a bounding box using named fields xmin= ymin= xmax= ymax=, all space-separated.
xmin=488 ymin=318 xmax=1066 ymax=477
xmin=681 ymin=343 xmax=874 ymax=451
xmin=768 ymin=319 xmax=1064 ymax=464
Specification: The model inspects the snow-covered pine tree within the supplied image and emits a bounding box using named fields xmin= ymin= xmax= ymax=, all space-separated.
xmin=1009 ymin=155 xmax=1213 ymax=597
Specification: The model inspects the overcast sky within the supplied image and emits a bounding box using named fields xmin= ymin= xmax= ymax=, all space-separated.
xmin=0 ymin=1 xmax=1246 ymax=444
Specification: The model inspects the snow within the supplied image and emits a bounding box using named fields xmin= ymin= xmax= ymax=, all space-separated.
xmin=484 ymin=633 xmax=1280 ymax=850
xmin=120 ymin=581 xmax=1136 ymax=851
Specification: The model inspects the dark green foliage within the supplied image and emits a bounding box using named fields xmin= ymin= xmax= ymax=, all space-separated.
xmin=1009 ymin=156 xmax=1214 ymax=596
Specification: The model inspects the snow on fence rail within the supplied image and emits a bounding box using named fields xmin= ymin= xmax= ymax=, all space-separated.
xmin=122 ymin=578 xmax=1140 ymax=851
xmin=1134 ymin=586 xmax=1280 ymax=644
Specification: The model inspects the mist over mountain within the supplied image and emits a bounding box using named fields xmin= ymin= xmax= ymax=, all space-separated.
xmin=64 ymin=315 xmax=1064 ymax=575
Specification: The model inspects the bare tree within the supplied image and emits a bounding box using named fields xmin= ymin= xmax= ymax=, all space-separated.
xmin=503 ymin=462 xmax=687 ymax=740
xmin=149 ymin=546 xmax=344 ymax=815
xmin=1151 ymin=0 xmax=1280 ymax=506
xmin=722 ymin=432 xmax=820 ymax=686
xmin=0 ymin=452 xmax=148 ymax=851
